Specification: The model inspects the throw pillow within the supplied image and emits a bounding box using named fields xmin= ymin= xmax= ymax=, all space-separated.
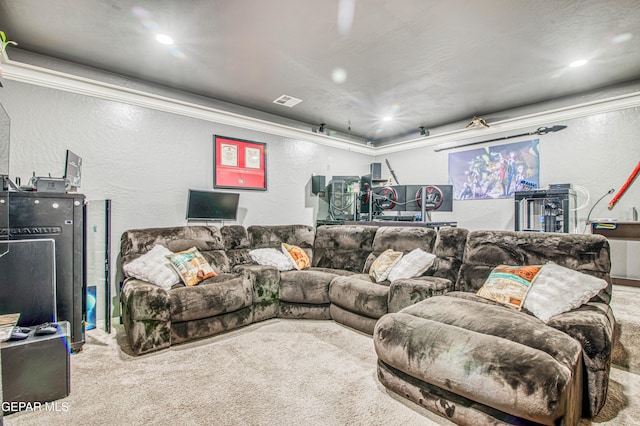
xmin=387 ymin=248 xmax=436 ymax=282
xmin=123 ymin=245 xmax=181 ymax=291
xmin=166 ymin=247 xmax=217 ymax=286
xmin=522 ymin=262 xmax=608 ymax=322
xmin=369 ymin=249 xmax=404 ymax=283
xmin=249 ymin=248 xmax=294 ymax=271
xmin=281 ymin=243 xmax=311 ymax=270
xmin=476 ymin=264 xmax=542 ymax=310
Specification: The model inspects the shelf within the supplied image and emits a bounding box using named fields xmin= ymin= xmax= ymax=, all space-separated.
xmin=591 ymin=221 xmax=640 ymax=241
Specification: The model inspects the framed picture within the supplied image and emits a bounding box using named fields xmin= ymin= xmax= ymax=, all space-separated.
xmin=214 ymin=135 xmax=267 ymax=190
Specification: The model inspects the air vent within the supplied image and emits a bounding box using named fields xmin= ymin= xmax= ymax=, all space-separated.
xmin=273 ymin=94 xmax=303 ymax=108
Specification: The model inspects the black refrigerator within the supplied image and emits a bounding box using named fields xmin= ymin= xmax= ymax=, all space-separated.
xmin=0 ymin=191 xmax=86 ymax=351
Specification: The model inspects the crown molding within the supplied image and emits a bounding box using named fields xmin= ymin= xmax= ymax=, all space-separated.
xmin=375 ymin=90 xmax=640 ymax=155
xmin=2 ymin=53 xmax=640 ymax=156
xmin=0 ymin=53 xmax=375 ymax=155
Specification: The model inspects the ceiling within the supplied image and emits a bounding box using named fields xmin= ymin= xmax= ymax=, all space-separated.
xmin=1 ymin=0 xmax=640 ymax=144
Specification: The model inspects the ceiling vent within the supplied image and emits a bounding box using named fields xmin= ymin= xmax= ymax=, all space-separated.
xmin=273 ymin=94 xmax=303 ymax=108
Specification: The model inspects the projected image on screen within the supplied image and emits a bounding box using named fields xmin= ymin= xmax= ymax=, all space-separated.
xmin=186 ymin=190 xmax=240 ymax=221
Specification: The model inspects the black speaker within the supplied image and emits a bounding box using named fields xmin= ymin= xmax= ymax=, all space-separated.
xmin=370 ymin=163 xmax=382 ymax=179
xmin=311 ymin=175 xmax=326 ymax=195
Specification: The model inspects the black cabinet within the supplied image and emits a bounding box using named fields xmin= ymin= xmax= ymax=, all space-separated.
xmin=0 ymin=191 xmax=86 ymax=351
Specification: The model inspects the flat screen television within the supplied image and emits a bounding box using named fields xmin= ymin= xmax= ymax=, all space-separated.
xmin=64 ymin=149 xmax=82 ymax=191
xmin=186 ymin=190 xmax=240 ymax=221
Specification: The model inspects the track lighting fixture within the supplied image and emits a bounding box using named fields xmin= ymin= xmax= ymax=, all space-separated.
xmin=318 ymin=123 xmax=326 ymax=133
xmin=419 ymin=126 xmax=429 ymax=136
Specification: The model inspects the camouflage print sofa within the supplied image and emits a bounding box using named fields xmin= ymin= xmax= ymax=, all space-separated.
xmin=119 ymin=224 xmax=466 ymax=355
xmin=373 ymin=230 xmax=615 ymax=426
xmin=120 ymin=225 xmax=615 ymax=426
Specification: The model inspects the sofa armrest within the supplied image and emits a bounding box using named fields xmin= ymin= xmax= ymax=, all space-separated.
xmin=546 ymin=302 xmax=615 ymax=417
xmin=121 ymin=278 xmax=171 ymax=321
xmin=388 ymin=276 xmax=452 ymax=313
xmin=120 ymin=278 xmax=172 ymax=355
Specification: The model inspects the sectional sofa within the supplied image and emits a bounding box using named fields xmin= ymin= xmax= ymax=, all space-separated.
xmin=119 ymin=224 xmax=614 ymax=426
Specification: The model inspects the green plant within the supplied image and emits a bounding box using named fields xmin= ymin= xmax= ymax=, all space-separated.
xmin=0 ymin=31 xmax=17 ymax=55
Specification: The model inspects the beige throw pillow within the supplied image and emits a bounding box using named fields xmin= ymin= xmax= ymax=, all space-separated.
xmin=166 ymin=247 xmax=217 ymax=286
xmin=476 ymin=264 xmax=542 ymax=310
xmin=369 ymin=249 xmax=404 ymax=283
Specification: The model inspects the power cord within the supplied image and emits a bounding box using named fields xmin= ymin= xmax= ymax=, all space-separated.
xmin=583 ymin=188 xmax=615 ymax=233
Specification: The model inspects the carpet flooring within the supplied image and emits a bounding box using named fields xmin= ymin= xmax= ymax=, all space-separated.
xmin=5 ymin=285 xmax=640 ymax=425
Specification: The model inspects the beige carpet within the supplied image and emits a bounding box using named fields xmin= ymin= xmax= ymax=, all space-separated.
xmin=5 ymin=285 xmax=640 ymax=425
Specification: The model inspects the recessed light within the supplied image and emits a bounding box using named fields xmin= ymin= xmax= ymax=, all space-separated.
xmin=383 ymin=116 xmax=393 ymax=121
xmin=569 ymin=59 xmax=588 ymax=68
xmin=156 ymin=34 xmax=174 ymax=45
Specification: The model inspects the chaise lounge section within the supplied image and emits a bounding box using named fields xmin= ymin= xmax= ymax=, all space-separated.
xmin=373 ymin=230 xmax=614 ymax=425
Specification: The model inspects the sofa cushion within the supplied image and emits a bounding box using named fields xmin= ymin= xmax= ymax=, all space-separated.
xmin=401 ymin=294 xmax=582 ymax=365
xmin=476 ymin=264 xmax=541 ymax=309
xmin=329 ymin=276 xmax=389 ymax=319
xmin=249 ymin=248 xmax=294 ymax=271
xmin=169 ymin=274 xmax=252 ymax=322
xmin=523 ymin=262 xmax=608 ymax=322
xmin=313 ymin=225 xmax=378 ymax=272
xmin=387 ymin=276 xmax=452 ymax=313
xmin=171 ymin=307 xmax=253 ymax=345
xmin=166 ymin=247 xmax=217 ymax=286
xmin=375 ymin=296 xmax=584 ymax=424
xmin=387 ymin=249 xmax=436 ymax=282
xmin=220 ymin=225 xmax=251 ymax=250
xmin=429 ymin=227 xmax=469 ymax=284
xmin=363 ymin=226 xmax=437 ymax=273
xmin=329 ymin=304 xmax=378 ymax=334
xmin=369 ymin=249 xmax=403 ymax=282
xmin=248 ymin=225 xmax=315 ymax=260
xmin=121 ymin=226 xmax=225 ymax=259
xmin=122 ymin=244 xmax=180 ymax=290
xmin=278 ymin=302 xmax=331 ymax=320
xmin=457 ymin=230 xmax=611 ymax=303
xmin=199 ymin=249 xmax=233 ymax=273
xmin=282 ymin=243 xmax=311 ymax=270
xmin=279 ymin=270 xmax=337 ymax=304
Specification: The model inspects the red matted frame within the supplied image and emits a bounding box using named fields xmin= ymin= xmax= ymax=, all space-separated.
xmin=213 ymin=135 xmax=267 ymax=190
